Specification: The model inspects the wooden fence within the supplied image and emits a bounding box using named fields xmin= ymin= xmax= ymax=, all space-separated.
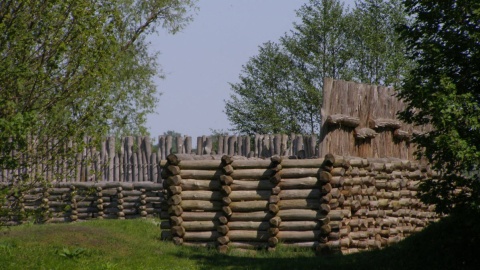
xmin=320 ymin=78 xmax=432 ymax=160
xmin=1 ymin=181 xmax=164 ymax=225
xmin=0 ymin=134 xmax=319 ymax=183
xmin=160 ymin=154 xmax=439 ymax=254
xmin=2 ymin=152 xmax=440 ymax=254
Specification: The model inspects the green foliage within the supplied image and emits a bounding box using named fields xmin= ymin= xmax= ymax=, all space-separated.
xmin=1 ymin=216 xmax=480 ymax=269
xmin=0 ymin=0 xmax=196 ymax=225
xmin=225 ymin=42 xmax=304 ymax=135
xmin=350 ymin=0 xmax=411 ymax=87
xmin=56 ymin=247 xmax=88 ymax=260
xmin=225 ymin=0 xmax=411 ymax=136
xmin=398 ymin=0 xmax=480 ymax=213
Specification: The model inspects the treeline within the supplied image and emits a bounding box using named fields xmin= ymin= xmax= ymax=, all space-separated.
xmin=225 ymin=0 xmax=410 ymax=136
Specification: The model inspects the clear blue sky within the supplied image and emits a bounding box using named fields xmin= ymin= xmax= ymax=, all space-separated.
xmin=146 ymin=0 xmax=355 ymax=140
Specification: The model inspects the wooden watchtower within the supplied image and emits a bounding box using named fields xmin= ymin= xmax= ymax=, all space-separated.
xmin=319 ymin=78 xmax=430 ymax=160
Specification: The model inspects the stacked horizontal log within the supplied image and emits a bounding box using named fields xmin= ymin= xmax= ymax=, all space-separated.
xmin=217 ymin=155 xmax=234 ymax=253
xmin=326 ymin=156 xmax=439 ymax=254
xmin=160 ymin=154 xmax=439 ymax=254
xmin=0 ymin=181 xmax=163 ymax=225
xmin=224 ymin=157 xmax=275 ymax=251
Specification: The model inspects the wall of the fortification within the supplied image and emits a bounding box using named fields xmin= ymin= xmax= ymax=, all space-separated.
xmin=2 ymin=153 xmax=439 ymax=255
xmin=160 ymin=154 xmax=438 ymax=254
xmin=1 ymin=182 xmax=163 ymax=225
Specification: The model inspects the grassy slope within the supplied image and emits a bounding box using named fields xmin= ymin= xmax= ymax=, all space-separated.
xmin=1 ymin=210 xmax=479 ymax=270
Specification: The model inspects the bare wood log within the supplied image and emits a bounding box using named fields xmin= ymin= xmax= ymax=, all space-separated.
xmin=181 ymin=191 xmax=223 ymax=201
xmin=181 ymin=211 xmax=223 ymax=221
xmin=179 ymin=200 xmax=222 ymax=211
xmin=228 ymin=230 xmax=269 ymax=242
xmin=180 ymin=179 xmax=221 ymax=191
xmin=269 ymin=195 xmax=280 ymax=204
xmin=269 ymin=216 xmax=282 ymax=227
xmin=326 ymin=114 xmax=360 ymax=128
xmin=319 ymin=204 xmax=331 ymax=215
xmin=331 ymin=167 xmax=345 ymax=176
xmin=281 ymin=159 xmax=324 ymax=168
xmin=354 ymin=128 xmax=377 ymax=139
xmin=269 ymin=204 xmax=279 ymax=213
xmin=277 ymin=230 xmax=322 ymax=242
xmin=279 ymin=189 xmax=322 ymax=200
xmin=278 ymin=199 xmax=320 ymax=210
xmin=318 ymin=171 xmax=332 ymax=185
xmin=217 ymin=236 xmax=230 ymax=246
xmin=394 ymin=129 xmax=411 ymax=141
xmin=321 ymin=183 xmax=332 ymax=194
xmin=165 ymin=165 xmax=180 ymax=175
xmin=222 ymin=206 xmax=233 ymax=217
xmin=281 ymin=168 xmax=319 ymax=178
xmin=223 ymin=165 xmax=234 ymax=175
xmin=230 ymin=201 xmax=269 ymax=211
xmin=222 ymin=197 xmax=232 ymax=205
xmin=166 ymin=154 xmax=179 ymax=166
xmin=269 ymin=227 xmax=279 ymax=236
xmin=168 ymin=205 xmax=183 ymax=216
xmin=171 ymin=226 xmax=186 ymax=237
xmin=179 ymin=170 xmax=221 ymax=180
xmin=177 ymin=160 xmax=221 ymax=170
xmin=231 ymin=160 xmax=271 ymax=169
xmin=230 ymin=211 xmax=275 ymax=221
xmin=220 ymin=175 xmax=234 ymax=185
xmin=170 ymin=216 xmax=183 ymax=226
xmin=279 ymin=177 xmax=318 ymax=189
xmin=168 ymin=195 xmax=182 ymax=205
xmin=268 ymin=237 xmax=279 ymax=247
xmin=221 ymin=185 xmax=232 ymax=195
xmin=231 ymin=169 xmax=274 ymax=180
xmin=184 ymin=231 xmax=220 ymax=241
xmin=369 ymin=118 xmax=402 ymax=129
xmin=169 ymin=185 xmax=182 ymax=195
xmin=229 ymin=190 xmax=271 ymax=201
xmin=230 ymin=180 xmax=275 ymax=191
xmin=182 ymin=221 xmax=218 ymax=231
xmin=279 ymin=221 xmax=322 ymax=231
xmin=278 ymin=209 xmax=326 ymax=221
xmin=228 ymin=221 xmax=270 ymax=231
xmin=167 ymin=175 xmax=182 ymax=186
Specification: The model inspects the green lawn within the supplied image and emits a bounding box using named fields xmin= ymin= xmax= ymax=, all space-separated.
xmin=1 ymin=210 xmax=479 ymax=270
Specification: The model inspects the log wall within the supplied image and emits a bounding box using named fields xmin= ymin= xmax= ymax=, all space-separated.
xmin=0 ymin=134 xmax=318 ymax=184
xmin=161 ymin=154 xmax=439 ymax=254
xmin=320 ymin=78 xmax=433 ymax=160
xmin=0 ymin=181 xmax=163 ymax=225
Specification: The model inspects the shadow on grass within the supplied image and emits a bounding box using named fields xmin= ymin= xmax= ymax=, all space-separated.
xmin=173 ymin=209 xmax=480 ymax=270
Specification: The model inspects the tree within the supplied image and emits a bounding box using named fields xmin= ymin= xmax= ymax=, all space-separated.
xmin=225 ymin=0 xmax=411 ymax=136
xmin=282 ymin=0 xmax=352 ymax=134
xmin=397 ymin=0 xmax=480 ymax=213
xmin=0 ymin=0 xmax=196 ymax=224
xmin=225 ymin=41 xmax=302 ymax=135
xmin=349 ymin=0 xmax=411 ymax=87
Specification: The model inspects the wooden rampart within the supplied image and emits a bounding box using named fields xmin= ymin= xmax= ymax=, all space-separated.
xmin=0 ymin=181 xmax=163 ymax=225
xmin=320 ymin=78 xmax=432 ymax=159
xmin=160 ymin=154 xmax=438 ymax=254
xmin=0 ymin=134 xmax=318 ymax=184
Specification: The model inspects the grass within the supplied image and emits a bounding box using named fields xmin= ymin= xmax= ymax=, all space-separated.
xmin=1 ymin=210 xmax=479 ymax=270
